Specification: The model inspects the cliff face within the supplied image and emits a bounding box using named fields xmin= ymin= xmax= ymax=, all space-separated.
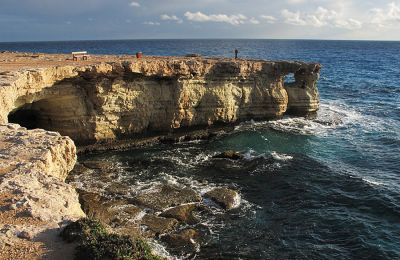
xmin=0 ymin=56 xmax=320 ymax=144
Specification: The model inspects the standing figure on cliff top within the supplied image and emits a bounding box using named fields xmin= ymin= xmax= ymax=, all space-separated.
xmin=235 ymin=49 xmax=239 ymax=59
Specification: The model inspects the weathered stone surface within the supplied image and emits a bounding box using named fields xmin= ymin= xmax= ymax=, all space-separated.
xmin=0 ymin=53 xmax=320 ymax=144
xmin=159 ymin=204 xmax=199 ymax=224
xmin=78 ymin=191 xmax=142 ymax=225
xmin=133 ymin=184 xmax=202 ymax=211
xmin=0 ymin=124 xmax=84 ymax=258
xmin=204 ymin=188 xmax=241 ymax=210
xmin=140 ymin=214 xmax=178 ymax=236
xmin=213 ymin=150 xmax=244 ymax=160
xmin=162 ymin=228 xmax=199 ymax=248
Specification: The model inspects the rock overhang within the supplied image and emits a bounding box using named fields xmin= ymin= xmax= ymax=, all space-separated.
xmin=0 ymin=53 xmax=321 ymax=144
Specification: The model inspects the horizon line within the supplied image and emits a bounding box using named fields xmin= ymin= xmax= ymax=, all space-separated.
xmin=1 ymin=38 xmax=400 ymax=44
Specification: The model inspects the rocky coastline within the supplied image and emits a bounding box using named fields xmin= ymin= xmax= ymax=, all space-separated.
xmin=0 ymin=52 xmax=320 ymax=259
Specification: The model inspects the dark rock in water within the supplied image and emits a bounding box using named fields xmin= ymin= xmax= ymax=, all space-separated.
xmin=133 ymin=184 xmax=202 ymax=211
xmin=213 ymin=150 xmax=244 ymax=160
xmin=162 ymin=228 xmax=199 ymax=248
xmin=105 ymin=182 xmax=129 ymax=195
xmin=78 ymin=190 xmax=142 ymax=225
xmin=82 ymin=160 xmax=114 ymax=170
xmin=70 ymin=163 xmax=90 ymax=176
xmin=140 ymin=214 xmax=178 ymax=236
xmin=160 ymin=203 xmax=199 ymax=224
xmin=204 ymin=188 xmax=241 ymax=210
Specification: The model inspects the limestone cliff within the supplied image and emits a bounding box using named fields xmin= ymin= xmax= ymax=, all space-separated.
xmin=0 ymin=56 xmax=320 ymax=144
xmin=0 ymin=124 xmax=84 ymax=258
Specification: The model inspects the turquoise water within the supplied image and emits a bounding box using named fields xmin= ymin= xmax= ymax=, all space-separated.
xmin=2 ymin=40 xmax=399 ymax=259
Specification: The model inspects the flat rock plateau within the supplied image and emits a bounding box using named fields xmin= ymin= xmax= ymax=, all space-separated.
xmin=0 ymin=51 xmax=320 ymax=259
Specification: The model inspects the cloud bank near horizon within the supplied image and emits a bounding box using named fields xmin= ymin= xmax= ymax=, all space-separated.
xmin=0 ymin=0 xmax=399 ymax=41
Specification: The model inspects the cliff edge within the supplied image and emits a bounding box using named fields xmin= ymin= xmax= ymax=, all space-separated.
xmin=0 ymin=52 xmax=320 ymax=144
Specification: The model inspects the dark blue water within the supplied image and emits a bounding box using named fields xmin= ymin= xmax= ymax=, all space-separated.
xmin=3 ymin=40 xmax=399 ymax=259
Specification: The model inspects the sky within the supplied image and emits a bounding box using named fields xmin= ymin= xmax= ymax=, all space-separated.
xmin=0 ymin=0 xmax=400 ymax=42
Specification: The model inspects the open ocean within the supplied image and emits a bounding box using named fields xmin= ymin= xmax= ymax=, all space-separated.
xmin=2 ymin=39 xmax=399 ymax=259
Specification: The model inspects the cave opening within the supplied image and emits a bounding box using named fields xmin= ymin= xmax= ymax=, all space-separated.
xmin=8 ymin=101 xmax=52 ymax=130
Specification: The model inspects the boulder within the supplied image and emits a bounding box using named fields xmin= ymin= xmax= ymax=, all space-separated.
xmin=140 ymin=214 xmax=178 ymax=236
xmin=160 ymin=204 xmax=199 ymax=224
xmin=133 ymin=184 xmax=202 ymax=211
xmin=204 ymin=188 xmax=241 ymax=210
xmin=78 ymin=190 xmax=142 ymax=224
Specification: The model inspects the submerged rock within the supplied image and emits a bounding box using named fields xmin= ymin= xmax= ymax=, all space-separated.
xmin=204 ymin=188 xmax=241 ymax=210
xmin=160 ymin=204 xmax=199 ymax=224
xmin=133 ymin=184 xmax=202 ymax=211
xmin=213 ymin=150 xmax=244 ymax=160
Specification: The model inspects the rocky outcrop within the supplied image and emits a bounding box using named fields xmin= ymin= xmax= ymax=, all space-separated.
xmin=0 ymin=53 xmax=320 ymax=258
xmin=0 ymin=55 xmax=320 ymax=144
xmin=0 ymin=124 xmax=84 ymax=257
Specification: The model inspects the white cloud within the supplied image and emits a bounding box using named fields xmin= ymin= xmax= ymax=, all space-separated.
xmin=287 ymin=0 xmax=307 ymax=4
xmin=184 ymin=11 xmax=248 ymax=25
xmin=160 ymin=14 xmax=183 ymax=23
xmin=281 ymin=6 xmax=362 ymax=30
xmin=260 ymin=15 xmax=277 ymax=24
xmin=370 ymin=2 xmax=400 ymax=28
xmin=130 ymin=1 xmax=140 ymax=7
xmin=281 ymin=9 xmax=307 ymax=25
xmin=249 ymin=18 xmax=260 ymax=24
xmin=143 ymin=21 xmax=160 ymax=26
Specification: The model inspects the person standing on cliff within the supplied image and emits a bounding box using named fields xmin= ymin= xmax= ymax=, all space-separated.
xmin=235 ymin=49 xmax=239 ymax=59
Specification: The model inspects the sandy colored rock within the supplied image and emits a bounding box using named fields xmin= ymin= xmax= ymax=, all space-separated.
xmin=0 ymin=124 xmax=84 ymax=259
xmin=0 ymin=52 xmax=320 ymax=144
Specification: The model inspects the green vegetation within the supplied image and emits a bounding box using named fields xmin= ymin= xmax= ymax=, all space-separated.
xmin=61 ymin=218 xmax=161 ymax=260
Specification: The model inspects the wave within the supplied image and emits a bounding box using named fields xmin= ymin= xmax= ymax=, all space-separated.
xmin=235 ymin=101 xmax=399 ymax=137
xmin=270 ymin=151 xmax=294 ymax=161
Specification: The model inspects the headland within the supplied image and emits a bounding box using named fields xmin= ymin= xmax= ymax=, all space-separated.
xmin=0 ymin=51 xmax=320 ymax=258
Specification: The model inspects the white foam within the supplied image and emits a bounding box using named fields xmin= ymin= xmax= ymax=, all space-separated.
xmin=271 ymin=151 xmax=293 ymax=161
xmin=361 ymin=177 xmax=384 ymax=187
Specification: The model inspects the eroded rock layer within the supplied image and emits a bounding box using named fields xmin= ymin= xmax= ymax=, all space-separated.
xmin=0 ymin=55 xmax=320 ymax=144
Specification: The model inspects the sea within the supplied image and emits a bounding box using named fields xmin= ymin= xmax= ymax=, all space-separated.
xmin=1 ymin=39 xmax=399 ymax=259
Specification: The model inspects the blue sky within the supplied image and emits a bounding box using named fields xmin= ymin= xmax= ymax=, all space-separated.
xmin=0 ymin=0 xmax=400 ymax=41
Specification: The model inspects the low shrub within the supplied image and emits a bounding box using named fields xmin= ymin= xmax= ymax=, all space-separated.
xmin=61 ymin=218 xmax=161 ymax=260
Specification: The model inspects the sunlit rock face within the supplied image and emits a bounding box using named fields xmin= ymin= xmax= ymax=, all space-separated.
xmin=1 ymin=57 xmax=320 ymax=144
